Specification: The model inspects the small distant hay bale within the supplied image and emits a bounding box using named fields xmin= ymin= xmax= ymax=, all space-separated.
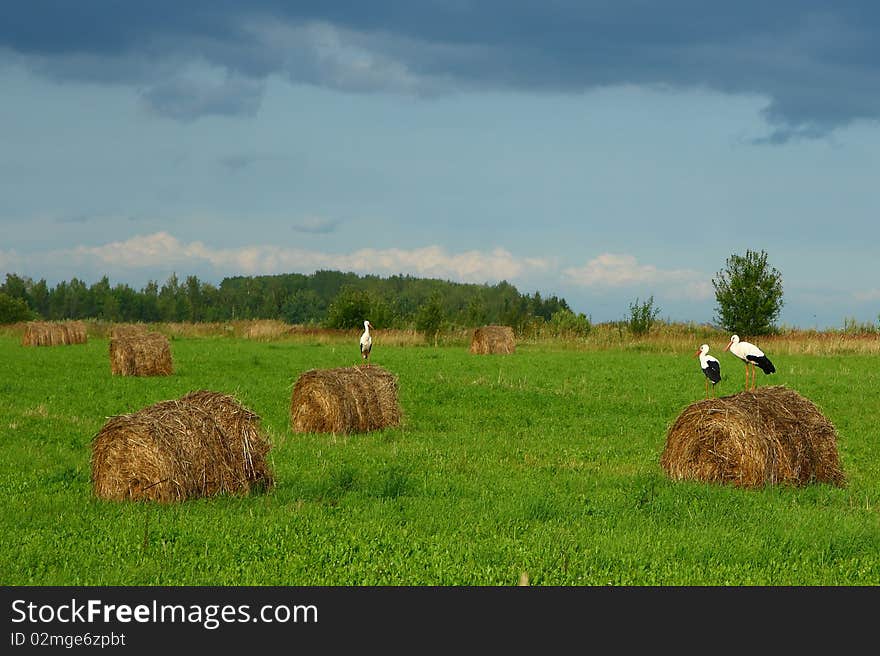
xmin=470 ymin=325 xmax=516 ymax=355
xmin=90 ymin=390 xmax=274 ymax=503
xmin=290 ymin=364 xmax=402 ymax=434
xmin=109 ymin=332 xmax=173 ymax=376
xmin=21 ymin=320 xmax=88 ymax=346
xmin=660 ymin=385 xmax=845 ymax=489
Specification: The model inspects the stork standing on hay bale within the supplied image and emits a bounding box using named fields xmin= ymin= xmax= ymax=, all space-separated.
xmin=694 ymin=344 xmax=721 ymax=398
xmin=724 ymin=334 xmax=775 ymax=391
xmin=359 ymin=320 xmax=373 ymax=362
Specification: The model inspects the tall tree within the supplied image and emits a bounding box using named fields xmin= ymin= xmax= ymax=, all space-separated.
xmin=712 ymin=249 xmax=784 ymax=336
xmin=415 ymin=292 xmax=445 ymax=345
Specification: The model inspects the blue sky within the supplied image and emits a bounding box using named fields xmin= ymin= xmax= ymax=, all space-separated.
xmin=1 ymin=1 xmax=879 ymax=328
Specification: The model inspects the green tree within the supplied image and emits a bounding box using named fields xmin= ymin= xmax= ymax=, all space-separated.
xmin=29 ymin=279 xmax=50 ymax=317
xmin=415 ymin=292 xmax=445 ymax=345
xmin=281 ymin=289 xmax=324 ymax=324
xmin=1 ymin=273 xmax=30 ymax=302
xmin=158 ymin=273 xmax=187 ymax=321
xmin=466 ymin=295 xmax=487 ymax=326
xmin=626 ymin=295 xmax=660 ymax=336
xmin=548 ymin=308 xmax=592 ymax=338
xmin=712 ymin=249 xmax=784 ymax=336
xmin=141 ymin=280 xmax=161 ymax=322
xmin=325 ymin=287 xmax=376 ymax=329
xmin=0 ymin=292 xmax=33 ymax=324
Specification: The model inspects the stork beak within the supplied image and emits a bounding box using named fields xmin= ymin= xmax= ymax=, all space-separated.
xmin=693 ymin=349 xmax=701 ymax=358
xmin=724 ymin=340 xmax=732 ymax=351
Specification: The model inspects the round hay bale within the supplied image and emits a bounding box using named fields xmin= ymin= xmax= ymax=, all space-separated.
xmin=180 ymin=390 xmax=273 ymax=485
xmin=470 ymin=325 xmax=516 ymax=355
xmin=109 ymin=332 xmax=173 ymax=376
xmin=290 ymin=364 xmax=402 ymax=434
xmin=21 ymin=320 xmax=88 ymax=346
xmin=660 ymin=385 xmax=845 ymax=488
xmin=90 ymin=391 xmax=274 ymax=503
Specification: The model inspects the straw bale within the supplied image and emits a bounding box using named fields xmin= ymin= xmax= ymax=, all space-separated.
xmin=290 ymin=364 xmax=401 ymax=434
xmin=21 ymin=320 xmax=88 ymax=346
xmin=180 ymin=390 xmax=273 ymax=485
xmin=90 ymin=390 xmax=274 ymax=502
xmin=660 ymin=385 xmax=845 ymax=488
xmin=470 ymin=325 xmax=516 ymax=355
xmin=109 ymin=332 xmax=173 ymax=376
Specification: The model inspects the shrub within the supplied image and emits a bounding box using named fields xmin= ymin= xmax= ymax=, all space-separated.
xmin=415 ymin=292 xmax=445 ymax=345
xmin=548 ymin=308 xmax=592 ymax=338
xmin=0 ymin=292 xmax=33 ymax=324
xmin=325 ymin=287 xmax=389 ymax=329
xmin=626 ymin=296 xmax=659 ymax=335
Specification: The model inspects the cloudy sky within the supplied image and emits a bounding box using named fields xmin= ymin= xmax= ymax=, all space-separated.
xmin=2 ymin=1 xmax=879 ymax=328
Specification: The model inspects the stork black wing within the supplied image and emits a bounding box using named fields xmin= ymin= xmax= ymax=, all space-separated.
xmin=703 ymin=360 xmax=721 ymax=384
xmin=746 ymin=354 xmax=775 ymax=374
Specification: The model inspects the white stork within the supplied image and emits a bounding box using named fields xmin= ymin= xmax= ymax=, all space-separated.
xmin=359 ymin=320 xmax=373 ymax=361
xmin=724 ymin=334 xmax=775 ymax=390
xmin=694 ymin=344 xmax=721 ymax=398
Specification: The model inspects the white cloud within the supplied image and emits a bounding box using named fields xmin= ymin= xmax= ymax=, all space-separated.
xmin=853 ymin=289 xmax=880 ymax=302
xmin=65 ymin=232 xmax=549 ymax=284
xmin=0 ymin=249 xmax=24 ymax=271
xmin=562 ymin=253 xmax=712 ymax=300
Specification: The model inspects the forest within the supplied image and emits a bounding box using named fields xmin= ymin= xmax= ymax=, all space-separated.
xmin=0 ymin=271 xmax=586 ymax=332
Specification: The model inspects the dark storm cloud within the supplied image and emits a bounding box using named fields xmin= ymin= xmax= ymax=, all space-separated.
xmin=3 ymin=2 xmax=879 ymax=138
xmin=291 ymin=217 xmax=340 ymax=234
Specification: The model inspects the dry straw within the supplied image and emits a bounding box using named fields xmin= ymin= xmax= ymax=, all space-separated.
xmin=470 ymin=325 xmax=516 ymax=355
xmin=109 ymin=323 xmax=150 ymax=340
xmin=660 ymin=385 xmax=845 ymax=488
xmin=91 ymin=390 xmax=274 ymax=503
xmin=109 ymin=331 xmax=173 ymax=376
xmin=290 ymin=364 xmax=402 ymax=434
xmin=21 ymin=320 xmax=88 ymax=346
xmin=242 ymin=319 xmax=291 ymax=341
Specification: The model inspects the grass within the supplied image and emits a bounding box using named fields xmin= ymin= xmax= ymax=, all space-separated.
xmin=1 ymin=328 xmax=879 ymax=585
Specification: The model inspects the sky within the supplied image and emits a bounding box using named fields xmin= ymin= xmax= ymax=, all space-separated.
xmin=1 ymin=1 xmax=879 ymax=329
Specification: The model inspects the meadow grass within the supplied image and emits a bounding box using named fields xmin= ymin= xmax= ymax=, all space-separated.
xmin=1 ymin=331 xmax=879 ymax=585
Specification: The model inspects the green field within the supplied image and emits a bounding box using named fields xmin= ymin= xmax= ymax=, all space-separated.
xmin=2 ymin=333 xmax=879 ymax=585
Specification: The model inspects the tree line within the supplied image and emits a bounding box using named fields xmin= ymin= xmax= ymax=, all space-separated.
xmin=0 ymin=249 xmax=792 ymax=337
xmin=0 ymin=270 xmax=588 ymax=333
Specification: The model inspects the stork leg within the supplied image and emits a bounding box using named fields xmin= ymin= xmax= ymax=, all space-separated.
xmin=705 ymin=377 xmax=709 ymax=399
xmin=744 ymin=365 xmax=749 ymax=391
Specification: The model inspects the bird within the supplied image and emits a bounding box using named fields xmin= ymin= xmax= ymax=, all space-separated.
xmin=694 ymin=344 xmax=721 ymax=398
xmin=359 ymin=320 xmax=373 ymax=362
xmin=724 ymin=334 xmax=775 ymax=390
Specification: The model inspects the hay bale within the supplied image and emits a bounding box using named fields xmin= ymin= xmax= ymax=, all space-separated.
xmin=21 ymin=320 xmax=88 ymax=346
xmin=290 ymin=364 xmax=401 ymax=434
xmin=470 ymin=325 xmax=515 ymax=355
xmin=180 ymin=390 xmax=273 ymax=485
xmin=660 ymin=385 xmax=845 ymax=488
xmin=109 ymin=332 xmax=173 ymax=376
xmin=90 ymin=390 xmax=274 ymax=502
